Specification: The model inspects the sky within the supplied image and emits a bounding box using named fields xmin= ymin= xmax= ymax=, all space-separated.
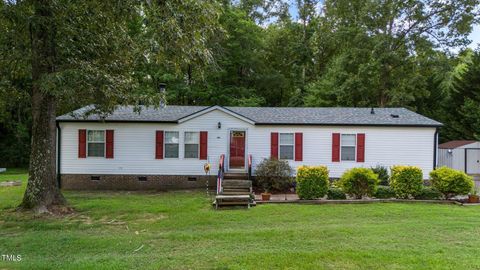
xmin=469 ymin=25 xmax=480 ymax=49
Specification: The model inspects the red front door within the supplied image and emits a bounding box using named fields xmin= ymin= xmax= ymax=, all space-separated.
xmin=229 ymin=131 xmax=245 ymax=169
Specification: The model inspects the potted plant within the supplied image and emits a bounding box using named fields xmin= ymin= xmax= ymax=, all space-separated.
xmin=468 ymin=187 xmax=480 ymax=203
xmin=261 ymin=189 xmax=271 ymax=201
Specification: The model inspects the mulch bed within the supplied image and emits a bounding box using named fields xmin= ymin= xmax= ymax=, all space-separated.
xmin=255 ymin=198 xmax=466 ymax=205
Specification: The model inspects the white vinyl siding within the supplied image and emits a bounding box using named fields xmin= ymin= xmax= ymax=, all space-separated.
xmin=59 ymin=109 xmax=436 ymax=178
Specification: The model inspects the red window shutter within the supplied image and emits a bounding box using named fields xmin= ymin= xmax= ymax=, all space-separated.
xmin=106 ymin=130 xmax=114 ymax=159
xmin=155 ymin=131 xmax=164 ymax=159
xmin=200 ymin=131 xmax=208 ymax=160
xmin=357 ymin=133 xmax=365 ymax=162
xmin=332 ymin=133 xmax=340 ymax=162
xmin=295 ymin=133 xmax=303 ymax=161
xmin=78 ymin=129 xmax=86 ymax=158
xmin=271 ymin=132 xmax=279 ymax=159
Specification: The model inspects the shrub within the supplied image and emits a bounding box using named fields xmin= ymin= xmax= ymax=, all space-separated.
xmin=327 ymin=187 xmax=347 ymax=200
xmin=390 ymin=166 xmax=423 ymax=199
xmin=338 ymin=168 xmax=379 ymax=199
xmin=255 ymin=158 xmax=293 ymax=192
xmin=296 ymin=166 xmax=329 ymax=199
xmin=415 ymin=187 xmax=443 ymax=200
xmin=374 ymin=186 xmax=395 ymax=199
xmin=371 ymin=165 xmax=389 ymax=186
xmin=429 ymin=166 xmax=474 ymax=199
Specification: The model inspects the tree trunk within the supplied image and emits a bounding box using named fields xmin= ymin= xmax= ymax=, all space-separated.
xmin=21 ymin=0 xmax=66 ymax=213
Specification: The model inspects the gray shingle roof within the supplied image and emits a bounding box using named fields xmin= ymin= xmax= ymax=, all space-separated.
xmin=57 ymin=105 xmax=442 ymax=127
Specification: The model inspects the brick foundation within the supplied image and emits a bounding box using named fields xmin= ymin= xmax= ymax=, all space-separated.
xmin=60 ymin=174 xmax=217 ymax=190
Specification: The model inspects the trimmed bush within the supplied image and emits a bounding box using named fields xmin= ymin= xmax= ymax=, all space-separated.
xmin=327 ymin=187 xmax=347 ymax=200
xmin=338 ymin=168 xmax=379 ymax=199
xmin=371 ymin=165 xmax=389 ymax=186
xmin=255 ymin=158 xmax=293 ymax=192
xmin=415 ymin=187 xmax=443 ymax=200
xmin=390 ymin=165 xmax=423 ymax=199
xmin=429 ymin=166 xmax=474 ymax=199
xmin=374 ymin=186 xmax=395 ymax=199
xmin=296 ymin=166 xmax=329 ymax=199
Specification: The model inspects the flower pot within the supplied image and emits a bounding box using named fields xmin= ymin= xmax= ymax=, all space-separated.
xmin=468 ymin=195 xmax=480 ymax=203
xmin=261 ymin=193 xmax=271 ymax=201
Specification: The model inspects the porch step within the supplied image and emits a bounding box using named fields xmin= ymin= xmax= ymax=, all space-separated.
xmin=214 ymin=195 xmax=254 ymax=209
xmin=222 ymin=188 xmax=251 ymax=193
xmin=214 ymin=179 xmax=254 ymax=209
xmin=224 ymin=173 xmax=249 ymax=180
xmin=221 ymin=191 xmax=251 ymax=195
xmin=222 ymin=180 xmax=252 ymax=188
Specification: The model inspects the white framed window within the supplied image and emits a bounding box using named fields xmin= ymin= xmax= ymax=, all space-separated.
xmin=341 ymin=134 xmax=356 ymax=161
xmin=87 ymin=130 xmax=105 ymax=157
xmin=279 ymin=133 xmax=294 ymax=160
xmin=184 ymin=132 xmax=199 ymax=158
xmin=164 ymin=131 xmax=179 ymax=158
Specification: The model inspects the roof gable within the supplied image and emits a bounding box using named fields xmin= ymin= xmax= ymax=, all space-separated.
xmin=177 ymin=106 xmax=255 ymax=125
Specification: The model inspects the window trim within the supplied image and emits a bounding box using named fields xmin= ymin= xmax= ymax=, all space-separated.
xmin=340 ymin=133 xmax=357 ymax=162
xmin=86 ymin=129 xmax=106 ymax=158
xmin=278 ymin=133 xmax=295 ymax=161
xmin=184 ymin=131 xmax=200 ymax=159
xmin=164 ymin=131 xmax=180 ymax=159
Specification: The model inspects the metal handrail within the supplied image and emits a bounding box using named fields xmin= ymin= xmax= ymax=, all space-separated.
xmin=217 ymin=154 xmax=225 ymax=194
xmin=248 ymin=154 xmax=252 ymax=181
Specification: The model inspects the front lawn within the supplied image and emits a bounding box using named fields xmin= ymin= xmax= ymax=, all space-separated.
xmin=2 ymin=170 xmax=480 ymax=269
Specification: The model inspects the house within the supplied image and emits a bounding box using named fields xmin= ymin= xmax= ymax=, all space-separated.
xmin=438 ymin=140 xmax=480 ymax=175
xmin=56 ymin=105 xmax=442 ymax=190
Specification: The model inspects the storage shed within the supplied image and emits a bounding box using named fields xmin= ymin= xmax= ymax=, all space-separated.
xmin=438 ymin=140 xmax=480 ymax=175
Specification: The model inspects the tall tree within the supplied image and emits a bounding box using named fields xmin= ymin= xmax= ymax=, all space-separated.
xmin=0 ymin=0 xmax=221 ymax=213
xmin=443 ymin=50 xmax=480 ymax=140
xmin=305 ymin=0 xmax=479 ymax=107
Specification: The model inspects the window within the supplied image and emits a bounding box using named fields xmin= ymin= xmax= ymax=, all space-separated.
xmin=164 ymin=131 xmax=179 ymax=158
xmin=87 ymin=130 xmax=105 ymax=157
xmin=184 ymin=132 xmax=199 ymax=158
xmin=341 ymin=134 xmax=356 ymax=161
xmin=279 ymin=133 xmax=294 ymax=160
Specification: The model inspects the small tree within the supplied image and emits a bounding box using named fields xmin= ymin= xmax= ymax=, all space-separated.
xmin=255 ymin=158 xmax=293 ymax=193
xmin=371 ymin=165 xmax=389 ymax=186
xmin=430 ymin=167 xmax=473 ymax=199
xmin=338 ymin=168 xmax=379 ymax=199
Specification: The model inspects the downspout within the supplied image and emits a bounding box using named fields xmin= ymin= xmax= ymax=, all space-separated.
xmin=433 ymin=128 xmax=438 ymax=170
xmin=56 ymin=122 xmax=62 ymax=189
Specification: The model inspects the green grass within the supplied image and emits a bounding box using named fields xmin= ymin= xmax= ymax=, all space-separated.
xmin=2 ymin=170 xmax=480 ymax=269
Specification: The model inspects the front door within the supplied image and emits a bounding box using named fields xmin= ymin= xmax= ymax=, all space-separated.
xmin=229 ymin=130 xmax=246 ymax=169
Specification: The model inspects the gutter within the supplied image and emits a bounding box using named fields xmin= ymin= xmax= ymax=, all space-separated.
xmin=56 ymin=122 xmax=62 ymax=189
xmin=433 ymin=128 xmax=439 ymax=170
